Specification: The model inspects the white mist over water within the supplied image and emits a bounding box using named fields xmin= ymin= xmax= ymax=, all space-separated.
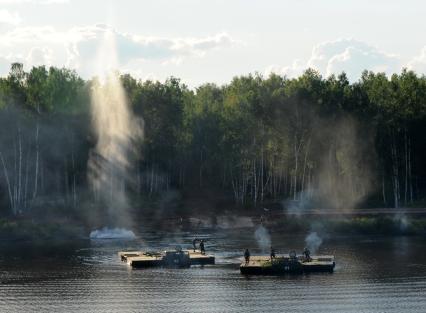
xmin=89 ymin=227 xmax=136 ymax=240
xmin=254 ymin=225 xmax=271 ymax=253
xmin=87 ymin=28 xmax=143 ymax=232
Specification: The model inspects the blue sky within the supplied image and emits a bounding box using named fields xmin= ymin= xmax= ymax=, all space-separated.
xmin=0 ymin=0 xmax=425 ymax=87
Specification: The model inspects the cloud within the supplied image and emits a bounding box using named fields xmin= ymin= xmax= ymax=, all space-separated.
xmin=67 ymin=25 xmax=237 ymax=76
xmin=173 ymin=33 xmax=236 ymax=56
xmin=310 ymin=39 xmax=401 ymax=80
xmin=0 ymin=56 xmax=12 ymax=75
xmin=267 ymin=38 xmax=403 ymax=81
xmin=0 ymin=24 xmax=238 ymax=78
xmin=69 ymin=25 xmax=236 ymax=61
xmin=0 ymin=26 xmax=69 ymax=73
xmin=0 ymin=10 xmax=21 ymax=25
xmin=26 ymin=47 xmax=53 ymax=67
xmin=407 ymin=47 xmax=426 ymax=74
xmin=0 ymin=47 xmax=52 ymax=74
xmin=264 ymin=59 xmax=305 ymax=78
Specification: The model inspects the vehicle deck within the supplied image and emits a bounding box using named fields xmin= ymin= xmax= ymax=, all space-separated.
xmin=240 ymin=254 xmax=335 ymax=275
xmin=118 ymin=249 xmax=215 ymax=268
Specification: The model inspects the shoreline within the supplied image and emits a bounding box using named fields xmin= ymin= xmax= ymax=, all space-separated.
xmin=1 ymin=211 xmax=426 ymax=241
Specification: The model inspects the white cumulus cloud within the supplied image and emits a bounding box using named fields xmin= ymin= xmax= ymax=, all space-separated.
xmin=407 ymin=47 xmax=426 ymax=74
xmin=0 ymin=24 xmax=238 ymax=78
xmin=264 ymin=59 xmax=305 ymax=78
xmin=26 ymin=47 xmax=53 ymax=67
xmin=267 ymin=38 xmax=403 ymax=81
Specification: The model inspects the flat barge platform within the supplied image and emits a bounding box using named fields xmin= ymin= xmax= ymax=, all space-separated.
xmin=240 ymin=254 xmax=335 ymax=275
xmin=119 ymin=249 xmax=215 ymax=268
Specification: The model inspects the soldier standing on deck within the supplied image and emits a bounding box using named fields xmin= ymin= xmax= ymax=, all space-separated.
xmin=244 ymin=249 xmax=250 ymax=264
xmin=303 ymin=247 xmax=311 ymax=262
xmin=270 ymin=246 xmax=276 ymax=260
xmin=199 ymin=240 xmax=205 ymax=255
xmin=192 ymin=238 xmax=198 ymax=252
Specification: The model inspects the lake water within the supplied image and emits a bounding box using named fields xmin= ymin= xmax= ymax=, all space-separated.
xmin=1 ymin=228 xmax=426 ymax=313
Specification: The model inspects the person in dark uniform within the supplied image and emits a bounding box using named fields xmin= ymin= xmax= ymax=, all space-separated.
xmin=270 ymin=246 xmax=276 ymax=260
xmin=244 ymin=249 xmax=250 ymax=264
xmin=192 ymin=238 xmax=198 ymax=252
xmin=303 ymin=247 xmax=311 ymax=262
xmin=199 ymin=240 xmax=205 ymax=255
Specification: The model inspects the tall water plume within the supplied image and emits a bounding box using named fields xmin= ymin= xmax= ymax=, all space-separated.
xmin=87 ymin=28 xmax=143 ymax=230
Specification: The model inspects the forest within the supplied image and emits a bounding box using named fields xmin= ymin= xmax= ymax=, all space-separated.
xmin=1 ymin=62 xmax=426 ymax=221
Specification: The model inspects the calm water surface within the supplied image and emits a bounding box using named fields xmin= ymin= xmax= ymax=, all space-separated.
xmin=1 ymin=228 xmax=426 ymax=313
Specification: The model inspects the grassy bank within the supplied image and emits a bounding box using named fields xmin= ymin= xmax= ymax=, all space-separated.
xmin=269 ymin=215 xmax=426 ymax=236
xmin=2 ymin=194 xmax=426 ymax=240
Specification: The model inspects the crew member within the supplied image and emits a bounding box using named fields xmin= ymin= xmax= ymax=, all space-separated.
xmin=244 ymin=249 xmax=250 ymax=264
xmin=192 ymin=238 xmax=198 ymax=252
xmin=270 ymin=246 xmax=276 ymax=260
xmin=303 ymin=247 xmax=311 ymax=262
xmin=199 ymin=239 xmax=205 ymax=255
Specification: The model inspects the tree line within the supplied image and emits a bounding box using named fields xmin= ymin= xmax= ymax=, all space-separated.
xmin=1 ymin=63 xmax=426 ymax=217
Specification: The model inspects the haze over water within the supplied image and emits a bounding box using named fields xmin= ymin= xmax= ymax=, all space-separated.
xmin=1 ymin=229 xmax=426 ymax=313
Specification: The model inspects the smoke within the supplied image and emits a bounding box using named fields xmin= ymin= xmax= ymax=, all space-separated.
xmin=284 ymin=190 xmax=314 ymax=216
xmin=283 ymin=116 xmax=376 ymax=214
xmin=305 ymin=231 xmax=322 ymax=254
xmin=89 ymin=227 xmax=136 ymax=239
xmin=87 ymin=29 xmax=143 ymax=228
xmin=314 ymin=117 xmax=375 ymax=211
xmin=254 ymin=225 xmax=271 ymax=253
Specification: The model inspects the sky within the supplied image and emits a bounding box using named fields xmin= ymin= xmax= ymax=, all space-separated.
xmin=1 ymin=0 xmax=426 ymax=87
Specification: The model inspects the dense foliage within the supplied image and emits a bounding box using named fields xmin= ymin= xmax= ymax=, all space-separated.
xmin=1 ymin=63 xmax=426 ymax=217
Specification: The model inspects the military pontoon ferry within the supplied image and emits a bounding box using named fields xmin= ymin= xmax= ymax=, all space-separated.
xmin=240 ymin=251 xmax=335 ymax=275
xmin=119 ymin=248 xmax=215 ymax=268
